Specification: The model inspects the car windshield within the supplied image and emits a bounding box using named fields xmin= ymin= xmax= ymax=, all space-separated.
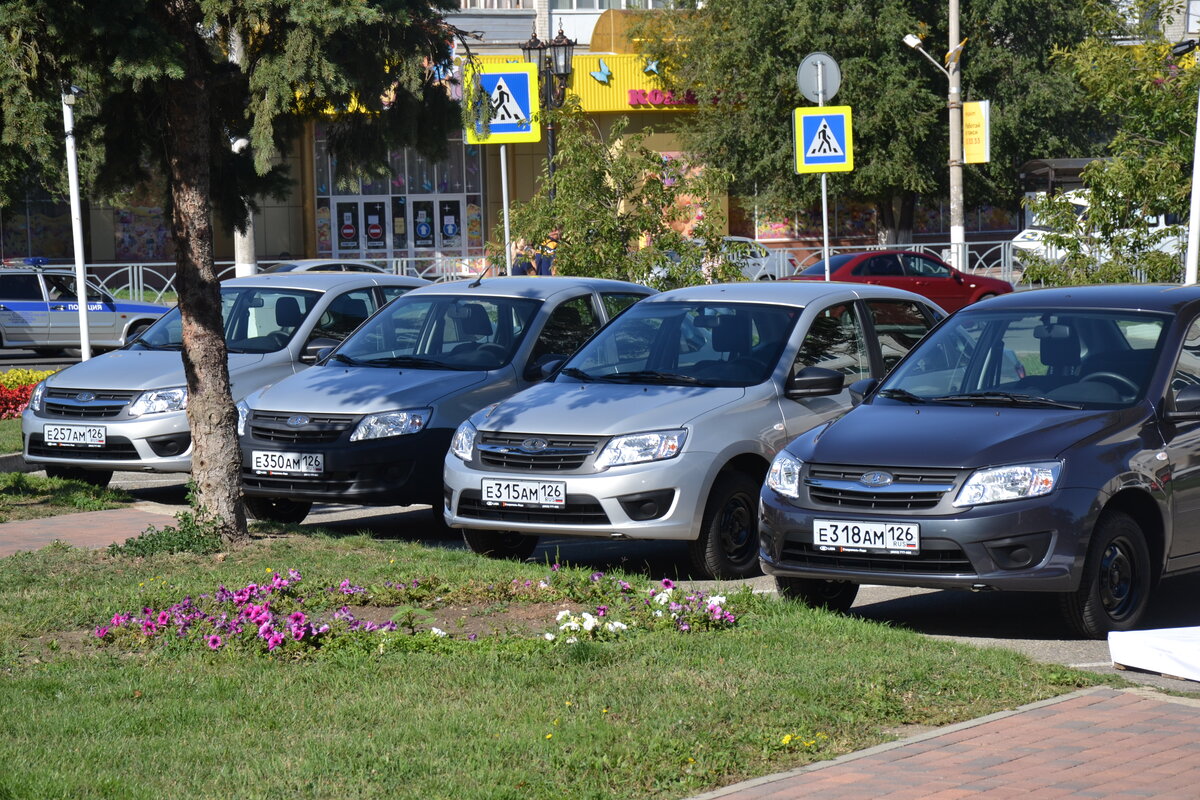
xmin=131 ymin=287 xmax=321 ymax=354
xmin=876 ymin=308 xmax=1170 ymax=410
xmin=558 ymin=301 xmax=800 ymax=387
xmin=330 ymin=294 xmax=541 ymax=371
xmin=798 ymin=254 xmax=857 ymax=276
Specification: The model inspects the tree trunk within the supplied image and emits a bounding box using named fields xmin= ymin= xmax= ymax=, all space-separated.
xmin=160 ymin=21 xmax=248 ymax=545
xmin=876 ymin=193 xmax=916 ymax=245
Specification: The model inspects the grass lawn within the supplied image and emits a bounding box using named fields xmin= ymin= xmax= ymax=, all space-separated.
xmin=0 ymin=417 xmax=21 ymax=454
xmin=0 ymin=472 xmax=132 ymax=523
xmin=0 ymin=529 xmax=1116 ymax=800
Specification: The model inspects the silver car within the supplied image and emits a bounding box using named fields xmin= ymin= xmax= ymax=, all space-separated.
xmin=0 ymin=261 xmax=167 ymax=354
xmin=236 ymin=276 xmax=654 ymax=523
xmin=22 ymin=272 xmax=428 ymax=485
xmin=444 ymin=282 xmax=945 ymax=578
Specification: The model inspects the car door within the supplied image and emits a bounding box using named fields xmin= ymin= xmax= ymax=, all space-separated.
xmin=0 ymin=273 xmax=50 ymax=346
xmin=1161 ymin=317 xmax=1200 ymax=558
xmin=783 ymin=301 xmax=873 ymax=438
xmin=524 ymin=294 xmax=603 ymax=380
xmin=900 ymin=254 xmax=965 ymax=311
xmin=850 ymin=254 xmax=909 ymax=292
xmin=860 ymin=298 xmax=939 ymax=374
xmin=41 ymin=273 xmax=121 ymax=346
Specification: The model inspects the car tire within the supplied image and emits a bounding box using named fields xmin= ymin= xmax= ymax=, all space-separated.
xmin=776 ymin=576 xmax=859 ymax=613
xmin=1059 ymin=510 xmax=1152 ymax=639
xmin=688 ymin=471 xmax=762 ymax=579
xmin=462 ymin=529 xmax=538 ymax=560
xmin=244 ymin=496 xmax=312 ymax=525
xmin=44 ymin=465 xmax=113 ymax=488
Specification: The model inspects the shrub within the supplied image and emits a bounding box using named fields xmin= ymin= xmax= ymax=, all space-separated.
xmin=0 ymin=368 xmax=55 ymax=420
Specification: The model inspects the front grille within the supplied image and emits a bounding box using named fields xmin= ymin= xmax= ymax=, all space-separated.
xmin=242 ymin=469 xmax=358 ymax=493
xmin=477 ymin=431 xmax=603 ymax=471
xmin=27 ymin=434 xmax=140 ymax=460
xmin=457 ymin=490 xmax=609 ymax=525
xmin=248 ymin=411 xmax=357 ymax=445
xmin=43 ymin=388 xmax=136 ymax=419
xmin=805 ymin=463 xmax=960 ymax=511
xmin=780 ymin=541 xmax=974 ymax=575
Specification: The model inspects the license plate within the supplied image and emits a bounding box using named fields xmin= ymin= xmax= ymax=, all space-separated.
xmin=481 ymin=477 xmax=565 ymax=507
xmin=43 ymin=423 xmax=106 ymax=448
xmin=813 ymin=519 xmax=920 ymax=554
xmin=252 ymin=450 xmax=324 ymax=475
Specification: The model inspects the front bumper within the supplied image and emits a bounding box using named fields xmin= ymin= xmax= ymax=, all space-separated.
xmin=758 ymin=486 xmax=1099 ymax=592
xmin=443 ymin=449 xmax=719 ymax=541
xmin=241 ymin=427 xmax=452 ymax=506
xmin=22 ymin=409 xmax=192 ymax=473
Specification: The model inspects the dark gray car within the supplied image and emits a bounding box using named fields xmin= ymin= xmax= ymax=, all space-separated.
xmin=760 ymin=284 xmax=1200 ymax=638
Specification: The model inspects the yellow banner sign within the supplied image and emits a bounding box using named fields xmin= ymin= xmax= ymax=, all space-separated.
xmin=963 ymin=100 xmax=990 ymax=164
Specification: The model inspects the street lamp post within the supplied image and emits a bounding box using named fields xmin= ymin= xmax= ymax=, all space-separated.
xmin=61 ymin=85 xmax=91 ymax=361
xmin=521 ymin=28 xmax=576 ymax=197
xmin=1172 ymin=38 xmax=1200 ymax=285
xmin=904 ymin=2 xmax=967 ymax=272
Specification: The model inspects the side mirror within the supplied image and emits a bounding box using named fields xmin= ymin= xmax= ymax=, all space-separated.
xmin=525 ymin=354 xmax=565 ymax=381
xmin=848 ymin=377 xmax=879 ymax=405
xmin=1166 ymin=383 xmax=1200 ymax=421
xmin=785 ymin=366 xmax=844 ymax=400
xmin=303 ymin=337 xmax=340 ymax=364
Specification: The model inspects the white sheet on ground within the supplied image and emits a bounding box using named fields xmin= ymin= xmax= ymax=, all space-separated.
xmin=1108 ymin=627 xmax=1200 ymax=682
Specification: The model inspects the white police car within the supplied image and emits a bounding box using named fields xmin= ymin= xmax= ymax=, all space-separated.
xmin=0 ymin=258 xmax=167 ymax=354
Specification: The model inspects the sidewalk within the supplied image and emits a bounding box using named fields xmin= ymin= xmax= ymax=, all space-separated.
xmin=690 ymin=687 xmax=1200 ymax=799
xmin=0 ymin=502 xmax=176 ymax=557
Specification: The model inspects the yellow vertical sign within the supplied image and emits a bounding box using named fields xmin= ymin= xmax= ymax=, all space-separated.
xmin=963 ymin=100 xmax=990 ymax=164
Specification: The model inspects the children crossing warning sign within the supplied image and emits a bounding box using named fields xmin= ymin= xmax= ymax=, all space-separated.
xmin=464 ymin=63 xmax=542 ymax=145
xmin=793 ymin=106 xmax=854 ymax=174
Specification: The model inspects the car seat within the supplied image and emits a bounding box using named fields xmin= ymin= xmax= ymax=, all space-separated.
xmin=275 ymin=296 xmax=304 ymax=332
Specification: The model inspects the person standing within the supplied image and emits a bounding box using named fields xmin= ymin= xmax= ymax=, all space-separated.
xmin=509 ymin=238 xmax=535 ymax=276
xmin=535 ymin=228 xmax=560 ymax=276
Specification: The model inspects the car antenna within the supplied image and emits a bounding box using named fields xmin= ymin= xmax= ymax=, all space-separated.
xmin=468 ymin=262 xmax=495 ymax=289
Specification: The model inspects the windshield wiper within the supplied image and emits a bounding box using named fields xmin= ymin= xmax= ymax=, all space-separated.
xmin=593 ymin=370 xmax=706 ymax=386
xmin=135 ymin=342 xmax=183 ymax=351
xmin=559 ymin=367 xmax=595 ymax=382
xmin=361 ymin=355 xmax=472 ymax=370
xmin=877 ymin=388 xmax=927 ymax=404
xmin=933 ymin=391 xmax=1082 ymax=410
xmin=328 ymin=353 xmax=362 ymax=366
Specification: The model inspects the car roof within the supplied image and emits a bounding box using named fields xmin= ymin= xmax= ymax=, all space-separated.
xmin=964 ymin=284 xmax=1200 ymax=316
xmin=265 ymin=258 xmax=384 ymax=271
xmin=645 ymin=280 xmax=943 ymax=309
xmin=400 ymin=275 xmax=654 ymax=302
xmin=218 ymin=272 xmax=429 ymax=291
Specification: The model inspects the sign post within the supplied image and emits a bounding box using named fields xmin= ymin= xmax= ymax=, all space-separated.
xmin=794 ymin=53 xmax=853 ymax=280
xmin=465 ymin=63 xmax=542 ymax=274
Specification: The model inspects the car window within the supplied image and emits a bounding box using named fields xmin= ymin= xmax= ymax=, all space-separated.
xmin=379 ymin=285 xmax=414 ymax=305
xmin=882 ymin=310 xmax=1169 ymax=408
xmin=853 ymin=255 xmax=903 ymax=277
xmin=312 ymin=289 xmax=375 ymax=340
xmin=564 ymin=301 xmax=800 ymax=387
xmin=902 ymin=255 xmax=952 ymax=278
xmin=42 ymin=274 xmax=106 ymax=302
xmin=795 ymin=303 xmax=870 ymax=382
xmin=600 ymin=292 xmax=648 ymax=319
xmin=1171 ymin=319 xmax=1200 ymax=396
xmin=334 ymin=294 xmax=541 ymax=371
xmin=866 ymin=300 xmax=936 ymax=372
xmin=529 ymin=295 xmax=601 ymax=366
xmin=0 ymin=274 xmax=43 ymax=300
xmin=132 ymin=287 xmax=320 ymax=353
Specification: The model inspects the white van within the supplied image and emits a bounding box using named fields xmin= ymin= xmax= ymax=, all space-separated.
xmin=1011 ymin=189 xmax=1182 ymax=263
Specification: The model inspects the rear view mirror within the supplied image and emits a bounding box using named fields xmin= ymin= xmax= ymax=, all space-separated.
xmin=785 ymin=366 xmax=844 ymax=400
xmin=1167 ymin=383 xmax=1200 ymax=421
xmin=525 ymin=354 xmax=565 ymax=381
xmin=303 ymin=337 xmax=340 ymax=364
xmin=848 ymin=377 xmax=879 ymax=405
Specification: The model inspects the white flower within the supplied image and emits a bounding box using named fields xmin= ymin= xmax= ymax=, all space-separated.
xmin=544 ymin=633 xmax=556 ymax=641
xmin=555 ymin=609 xmax=572 ymax=622
xmin=566 ymin=637 xmax=578 ymax=644
xmin=538 ymin=580 xmax=550 ymax=589
xmin=581 ymin=612 xmax=598 ymax=632
xmin=560 ymin=620 xmax=581 ymax=632
xmin=654 ymin=610 xmax=663 ymax=617
xmin=707 ymin=595 xmax=726 ymax=608
xmin=654 ymin=591 xmax=672 ymax=605
xmin=604 ymin=621 xmax=628 ymax=632
xmin=430 ymin=627 xmax=447 ymax=638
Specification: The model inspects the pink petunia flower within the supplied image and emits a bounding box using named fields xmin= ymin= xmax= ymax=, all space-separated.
xmin=207 ymin=635 xmax=223 ymax=650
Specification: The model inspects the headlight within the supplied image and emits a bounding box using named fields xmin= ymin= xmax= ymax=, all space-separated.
xmin=28 ymin=381 xmax=46 ymax=412
xmin=236 ymin=400 xmax=250 ymax=437
xmin=350 ymin=408 xmax=430 ymax=442
xmin=594 ymin=429 xmax=686 ymax=469
xmin=450 ymin=420 xmax=477 ymax=461
xmin=767 ymin=452 xmax=802 ymax=499
xmin=953 ymin=461 xmax=1061 ymax=507
xmin=128 ymin=387 xmax=187 ymax=417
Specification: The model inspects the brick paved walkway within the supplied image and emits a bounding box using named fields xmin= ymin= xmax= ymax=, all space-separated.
xmin=691 ymin=687 xmax=1200 ymax=799
xmin=0 ymin=504 xmax=174 ymax=557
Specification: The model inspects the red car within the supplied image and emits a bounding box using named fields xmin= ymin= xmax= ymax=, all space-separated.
xmin=785 ymin=250 xmax=1012 ymax=312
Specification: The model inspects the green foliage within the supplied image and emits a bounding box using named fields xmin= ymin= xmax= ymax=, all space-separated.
xmin=107 ymin=507 xmax=224 ymax=558
xmin=504 ymin=100 xmax=738 ymax=289
xmin=0 ymin=472 xmax=131 ymax=523
xmin=634 ymin=0 xmax=1102 ymax=237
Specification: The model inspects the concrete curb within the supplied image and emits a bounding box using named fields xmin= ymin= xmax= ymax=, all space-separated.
xmin=0 ymin=451 xmax=36 ymax=474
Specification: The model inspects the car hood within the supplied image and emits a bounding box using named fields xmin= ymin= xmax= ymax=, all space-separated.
xmin=44 ymin=350 xmax=267 ymax=391
xmin=246 ymin=364 xmax=488 ymax=413
xmin=807 ymin=403 xmax=1123 ymax=468
xmin=480 ymin=382 xmax=746 ymax=437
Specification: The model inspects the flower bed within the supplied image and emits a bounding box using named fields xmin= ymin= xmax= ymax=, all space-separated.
xmin=94 ymin=567 xmax=744 ymax=657
xmin=0 ymin=369 xmax=55 ymax=420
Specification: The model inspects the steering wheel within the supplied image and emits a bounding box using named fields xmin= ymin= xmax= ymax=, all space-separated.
xmin=1081 ymin=371 xmax=1139 ymax=396
xmin=477 ymin=343 xmax=508 ymax=361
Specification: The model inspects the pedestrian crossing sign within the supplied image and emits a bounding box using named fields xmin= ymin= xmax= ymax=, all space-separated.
xmin=464 ymin=63 xmax=542 ymax=144
xmin=793 ymin=106 xmax=854 ymax=174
